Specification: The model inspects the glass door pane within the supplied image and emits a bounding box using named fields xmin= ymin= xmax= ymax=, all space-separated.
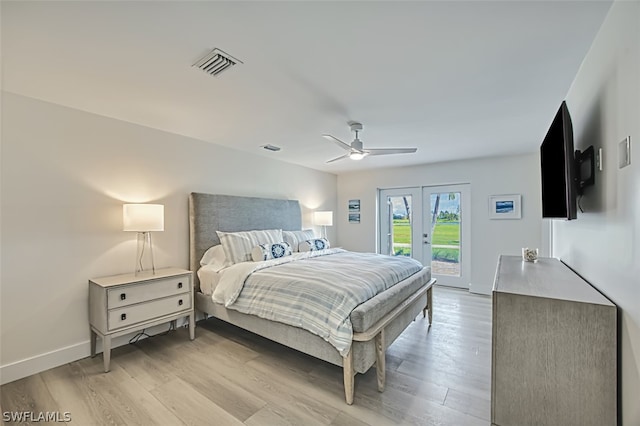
xmin=430 ymin=192 xmax=461 ymax=277
xmin=423 ymin=184 xmax=470 ymax=288
xmin=378 ymin=188 xmax=422 ymax=261
xmin=390 ymin=195 xmax=412 ymax=257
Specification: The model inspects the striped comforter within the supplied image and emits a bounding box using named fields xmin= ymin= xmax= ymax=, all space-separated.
xmin=212 ymin=248 xmax=423 ymax=356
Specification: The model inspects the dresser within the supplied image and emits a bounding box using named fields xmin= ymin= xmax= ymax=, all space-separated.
xmin=491 ymin=255 xmax=617 ymax=426
xmin=89 ymin=268 xmax=194 ymax=372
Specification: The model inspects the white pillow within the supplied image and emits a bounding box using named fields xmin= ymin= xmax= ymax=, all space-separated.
xmin=283 ymin=229 xmax=315 ymax=252
xmin=299 ymin=238 xmax=330 ymax=252
xmin=251 ymin=241 xmax=292 ymax=262
xmin=199 ymin=245 xmax=228 ymax=271
xmin=217 ymin=229 xmax=283 ymax=264
xmin=197 ymin=264 xmax=223 ymax=295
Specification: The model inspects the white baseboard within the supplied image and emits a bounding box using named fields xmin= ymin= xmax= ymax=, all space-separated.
xmin=468 ymin=282 xmax=491 ymax=295
xmin=1 ymin=321 xmax=187 ymax=385
xmin=0 ymin=341 xmax=90 ymax=385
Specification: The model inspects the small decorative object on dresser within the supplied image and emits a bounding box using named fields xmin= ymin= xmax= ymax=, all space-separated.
xmin=88 ymin=268 xmax=194 ymax=372
xmin=521 ymin=247 xmax=538 ymax=262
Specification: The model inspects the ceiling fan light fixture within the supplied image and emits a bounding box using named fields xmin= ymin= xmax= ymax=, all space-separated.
xmin=322 ymin=121 xmax=416 ymax=163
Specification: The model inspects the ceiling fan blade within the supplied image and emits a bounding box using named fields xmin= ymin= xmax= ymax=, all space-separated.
xmin=322 ymin=134 xmax=352 ymax=151
xmin=326 ymin=153 xmax=350 ymax=163
xmin=366 ymin=148 xmax=418 ymax=156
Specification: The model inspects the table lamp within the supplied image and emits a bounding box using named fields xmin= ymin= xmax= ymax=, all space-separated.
xmin=313 ymin=211 xmax=333 ymax=239
xmin=123 ymin=204 xmax=164 ymax=275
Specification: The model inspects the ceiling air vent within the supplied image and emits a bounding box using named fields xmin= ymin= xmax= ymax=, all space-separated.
xmin=261 ymin=144 xmax=281 ymax=152
xmin=192 ymin=48 xmax=242 ymax=77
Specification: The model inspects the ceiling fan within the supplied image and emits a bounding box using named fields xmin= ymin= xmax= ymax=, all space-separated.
xmin=322 ymin=122 xmax=417 ymax=163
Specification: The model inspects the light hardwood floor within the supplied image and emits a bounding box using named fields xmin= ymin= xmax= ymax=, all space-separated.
xmin=1 ymin=286 xmax=492 ymax=425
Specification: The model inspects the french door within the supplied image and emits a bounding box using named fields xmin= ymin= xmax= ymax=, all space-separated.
xmin=378 ymin=187 xmax=425 ymax=261
xmin=379 ymin=184 xmax=470 ymax=289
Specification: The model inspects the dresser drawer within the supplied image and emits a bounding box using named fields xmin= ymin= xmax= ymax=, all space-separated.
xmin=107 ymin=293 xmax=191 ymax=331
xmin=107 ymin=275 xmax=190 ymax=308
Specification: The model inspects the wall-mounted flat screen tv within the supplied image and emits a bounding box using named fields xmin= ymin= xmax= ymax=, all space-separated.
xmin=540 ymin=101 xmax=578 ymax=220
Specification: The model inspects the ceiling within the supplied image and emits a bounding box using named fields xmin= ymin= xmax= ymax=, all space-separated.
xmin=1 ymin=1 xmax=612 ymax=174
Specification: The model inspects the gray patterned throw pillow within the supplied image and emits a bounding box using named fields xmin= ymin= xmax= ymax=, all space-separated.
xmin=299 ymin=238 xmax=330 ymax=252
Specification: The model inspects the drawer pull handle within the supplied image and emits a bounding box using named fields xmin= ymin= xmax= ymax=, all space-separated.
xmin=120 ymin=293 xmax=126 ymax=301
xmin=121 ymin=313 xmax=127 ymax=321
xmin=178 ymin=282 xmax=183 ymax=289
xmin=178 ymin=299 xmax=183 ymax=306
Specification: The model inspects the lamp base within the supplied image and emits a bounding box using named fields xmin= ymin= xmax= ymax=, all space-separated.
xmin=134 ymin=232 xmax=156 ymax=276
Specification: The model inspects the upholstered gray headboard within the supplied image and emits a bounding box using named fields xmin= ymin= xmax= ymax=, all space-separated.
xmin=189 ymin=193 xmax=302 ymax=291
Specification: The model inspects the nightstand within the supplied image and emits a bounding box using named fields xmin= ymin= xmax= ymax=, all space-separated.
xmin=89 ymin=267 xmax=194 ymax=372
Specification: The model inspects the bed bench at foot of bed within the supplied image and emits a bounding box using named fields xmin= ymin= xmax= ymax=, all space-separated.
xmin=343 ymin=278 xmax=434 ymax=404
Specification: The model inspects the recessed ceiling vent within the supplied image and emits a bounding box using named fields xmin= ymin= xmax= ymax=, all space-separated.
xmin=261 ymin=144 xmax=281 ymax=152
xmin=192 ymin=48 xmax=242 ymax=77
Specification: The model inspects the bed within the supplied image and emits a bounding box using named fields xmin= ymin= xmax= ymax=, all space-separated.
xmin=189 ymin=192 xmax=435 ymax=404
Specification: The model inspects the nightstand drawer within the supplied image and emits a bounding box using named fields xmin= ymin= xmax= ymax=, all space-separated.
xmin=107 ymin=276 xmax=190 ymax=308
xmin=107 ymin=293 xmax=191 ymax=330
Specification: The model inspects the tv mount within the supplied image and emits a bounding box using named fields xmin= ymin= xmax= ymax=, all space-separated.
xmin=574 ymin=145 xmax=595 ymax=195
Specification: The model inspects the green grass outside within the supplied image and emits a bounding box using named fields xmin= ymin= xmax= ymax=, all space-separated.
xmin=392 ymin=220 xmax=460 ymax=262
xmin=392 ymin=220 xmax=459 ymax=245
xmin=432 ymin=248 xmax=459 ymax=262
xmin=392 ymin=221 xmax=412 ymax=244
xmin=432 ymin=222 xmax=460 ymax=246
xmin=394 ymin=247 xmax=412 ymax=257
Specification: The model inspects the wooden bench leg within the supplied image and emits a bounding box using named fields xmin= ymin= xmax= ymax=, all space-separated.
xmin=423 ymin=286 xmax=433 ymax=325
xmin=343 ymin=348 xmax=355 ymax=405
xmin=427 ymin=286 xmax=433 ymax=325
xmin=375 ymin=330 xmax=386 ymax=392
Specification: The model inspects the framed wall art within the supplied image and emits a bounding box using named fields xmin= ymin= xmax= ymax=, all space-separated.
xmin=489 ymin=194 xmax=522 ymax=219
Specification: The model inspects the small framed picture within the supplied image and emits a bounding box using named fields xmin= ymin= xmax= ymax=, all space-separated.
xmin=349 ymin=213 xmax=360 ymax=224
xmin=348 ymin=199 xmax=360 ymax=213
xmin=489 ymin=194 xmax=522 ymax=219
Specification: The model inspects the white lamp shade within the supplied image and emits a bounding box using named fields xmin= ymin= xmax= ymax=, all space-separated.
xmin=123 ymin=204 xmax=164 ymax=232
xmin=314 ymin=211 xmax=333 ymax=226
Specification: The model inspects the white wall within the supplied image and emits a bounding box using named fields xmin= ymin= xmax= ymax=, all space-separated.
xmin=0 ymin=92 xmax=337 ymax=384
xmin=336 ymin=153 xmax=545 ymax=295
xmin=554 ymin=2 xmax=639 ymax=424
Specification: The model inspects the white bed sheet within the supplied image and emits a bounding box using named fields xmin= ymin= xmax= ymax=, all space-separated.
xmin=197 ymin=264 xmax=223 ymax=295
